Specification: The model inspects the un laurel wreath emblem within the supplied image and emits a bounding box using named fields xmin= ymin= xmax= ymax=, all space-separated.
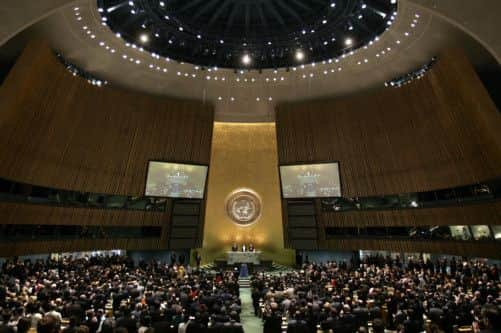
xmin=226 ymin=189 xmax=262 ymax=226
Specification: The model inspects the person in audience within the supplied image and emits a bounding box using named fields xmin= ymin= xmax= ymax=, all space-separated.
xmin=170 ymin=252 xmax=177 ymax=265
xmin=37 ymin=315 xmax=59 ymax=333
xmin=17 ymin=318 xmax=31 ymax=333
xmin=195 ymin=253 xmax=202 ymax=269
xmin=479 ymin=305 xmax=501 ymax=333
xmin=0 ymin=255 xmax=242 ymax=333
xmin=252 ymin=255 xmax=500 ymax=333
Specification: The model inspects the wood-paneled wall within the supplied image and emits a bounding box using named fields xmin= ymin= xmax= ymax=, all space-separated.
xmin=0 ymin=39 xmax=214 ymax=196
xmin=321 ymin=239 xmax=501 ymax=259
xmin=0 ymin=238 xmax=164 ymax=257
xmin=0 ymin=202 xmax=165 ymax=226
xmin=322 ymin=201 xmax=501 ymax=227
xmin=278 ymin=50 xmax=501 ymax=258
xmin=276 ymin=50 xmax=501 ymax=197
xmin=0 ymin=39 xmax=212 ymax=255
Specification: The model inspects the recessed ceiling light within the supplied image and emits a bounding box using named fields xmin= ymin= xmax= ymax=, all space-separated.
xmin=139 ymin=33 xmax=149 ymax=43
xmin=295 ymin=49 xmax=305 ymax=61
xmin=242 ymin=54 xmax=252 ymax=66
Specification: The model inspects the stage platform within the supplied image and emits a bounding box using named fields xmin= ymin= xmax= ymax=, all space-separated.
xmin=213 ymin=259 xmax=274 ymax=273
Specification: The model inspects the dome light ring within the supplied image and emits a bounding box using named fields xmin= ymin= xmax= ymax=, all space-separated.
xmin=98 ymin=0 xmax=398 ymax=69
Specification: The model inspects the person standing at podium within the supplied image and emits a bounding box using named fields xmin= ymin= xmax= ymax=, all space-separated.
xmin=248 ymin=243 xmax=255 ymax=252
xmin=231 ymin=242 xmax=238 ymax=251
xmin=242 ymin=244 xmax=246 ymax=252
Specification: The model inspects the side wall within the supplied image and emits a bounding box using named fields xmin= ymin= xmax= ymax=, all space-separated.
xmin=0 ymin=40 xmax=213 ymax=196
xmin=277 ymin=50 xmax=501 ymax=197
xmin=0 ymin=40 xmax=214 ymax=256
xmin=276 ymin=49 xmax=501 ymax=258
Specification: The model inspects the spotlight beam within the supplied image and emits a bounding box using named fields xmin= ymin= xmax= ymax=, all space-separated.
xmin=192 ymin=0 xmax=221 ymax=21
xmin=106 ymin=1 xmax=128 ymax=13
xmin=207 ymin=0 xmax=233 ymax=27
xmin=274 ymin=0 xmax=304 ymax=25
xmin=122 ymin=12 xmax=145 ymax=30
xmin=177 ymin=0 xmax=205 ymax=14
xmin=256 ymin=4 xmax=268 ymax=28
xmin=288 ymin=0 xmax=312 ymax=12
xmin=245 ymin=3 xmax=250 ymax=35
xmin=352 ymin=18 xmax=373 ymax=35
xmin=262 ymin=1 xmax=287 ymax=29
xmin=225 ymin=3 xmax=241 ymax=33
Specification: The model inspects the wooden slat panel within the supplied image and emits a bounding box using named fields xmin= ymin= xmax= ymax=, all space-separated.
xmin=276 ymin=49 xmax=501 ymax=197
xmin=0 ymin=202 xmax=166 ymax=226
xmin=323 ymin=201 xmax=501 ymax=227
xmin=0 ymin=39 xmax=214 ymax=196
xmin=0 ymin=238 xmax=165 ymax=257
xmin=321 ymin=239 xmax=501 ymax=259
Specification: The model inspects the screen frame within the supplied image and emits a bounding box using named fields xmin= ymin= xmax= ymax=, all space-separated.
xmin=144 ymin=160 xmax=210 ymax=199
xmin=278 ymin=161 xmax=343 ymax=199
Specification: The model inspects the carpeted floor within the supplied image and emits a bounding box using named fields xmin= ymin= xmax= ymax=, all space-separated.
xmin=239 ymin=285 xmax=263 ymax=333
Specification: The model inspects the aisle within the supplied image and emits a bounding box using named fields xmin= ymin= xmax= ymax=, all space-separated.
xmin=239 ymin=278 xmax=263 ymax=333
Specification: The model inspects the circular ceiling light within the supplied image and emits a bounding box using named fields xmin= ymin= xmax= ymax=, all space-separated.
xmin=295 ymin=49 xmax=305 ymax=62
xmin=242 ymin=54 xmax=252 ymax=66
xmin=139 ymin=33 xmax=149 ymax=44
xmin=344 ymin=37 xmax=353 ymax=46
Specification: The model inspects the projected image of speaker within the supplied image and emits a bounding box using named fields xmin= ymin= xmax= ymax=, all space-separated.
xmin=280 ymin=162 xmax=341 ymax=198
xmin=145 ymin=161 xmax=208 ymax=199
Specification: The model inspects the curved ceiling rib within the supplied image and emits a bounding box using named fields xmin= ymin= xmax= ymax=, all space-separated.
xmin=0 ymin=0 xmax=79 ymax=46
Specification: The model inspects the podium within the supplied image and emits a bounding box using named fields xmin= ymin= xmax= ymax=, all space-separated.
xmin=227 ymin=251 xmax=261 ymax=265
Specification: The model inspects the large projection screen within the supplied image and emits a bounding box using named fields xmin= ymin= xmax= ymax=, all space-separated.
xmin=280 ymin=163 xmax=342 ymax=198
xmin=145 ymin=161 xmax=208 ymax=199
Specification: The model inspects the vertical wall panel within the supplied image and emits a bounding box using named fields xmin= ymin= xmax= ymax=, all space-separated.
xmin=0 ymin=39 xmax=213 ymax=256
xmin=0 ymin=39 xmax=214 ymax=196
xmin=276 ymin=50 xmax=501 ymax=197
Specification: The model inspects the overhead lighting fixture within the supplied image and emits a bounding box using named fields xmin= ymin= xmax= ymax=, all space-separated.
xmin=241 ymin=54 xmax=252 ymax=66
xmin=295 ymin=49 xmax=305 ymax=61
xmin=139 ymin=33 xmax=149 ymax=44
xmin=96 ymin=0 xmax=397 ymax=70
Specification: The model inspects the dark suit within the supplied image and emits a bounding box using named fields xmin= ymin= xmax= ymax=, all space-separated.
xmin=264 ymin=314 xmax=282 ymax=333
xmin=153 ymin=320 xmax=177 ymax=333
xmin=211 ymin=321 xmax=244 ymax=333
xmin=287 ymin=319 xmax=309 ymax=333
xmin=116 ymin=316 xmax=138 ymax=333
xmin=186 ymin=321 xmax=208 ymax=333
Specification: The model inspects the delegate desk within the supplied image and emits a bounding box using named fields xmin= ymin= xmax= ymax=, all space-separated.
xmin=227 ymin=251 xmax=261 ymax=265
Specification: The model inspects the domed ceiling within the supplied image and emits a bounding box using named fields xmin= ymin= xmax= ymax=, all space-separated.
xmin=0 ymin=0 xmax=498 ymax=122
xmin=97 ymin=0 xmax=398 ymax=69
